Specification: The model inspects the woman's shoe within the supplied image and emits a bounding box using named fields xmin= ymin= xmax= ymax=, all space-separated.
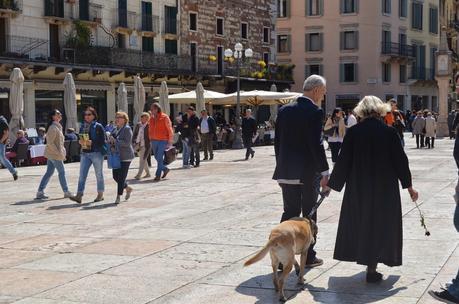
xmin=94 ymin=193 xmax=104 ymax=202
xmin=143 ymin=173 xmax=151 ymax=178
xmin=114 ymin=195 xmax=121 ymax=205
xmin=69 ymin=193 xmax=83 ymax=204
xmin=134 ymin=175 xmax=142 ymax=180
xmin=125 ymin=186 xmax=133 ymax=201
xmin=366 ymin=271 xmax=383 ymax=283
xmin=35 ymin=192 xmax=49 ymax=200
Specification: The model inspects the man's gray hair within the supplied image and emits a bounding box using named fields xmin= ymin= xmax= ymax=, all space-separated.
xmin=246 ymin=109 xmax=252 ymax=113
xmin=303 ymin=75 xmax=326 ymax=91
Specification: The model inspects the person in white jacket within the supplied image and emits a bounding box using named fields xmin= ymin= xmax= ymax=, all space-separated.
xmin=425 ymin=112 xmax=437 ymax=149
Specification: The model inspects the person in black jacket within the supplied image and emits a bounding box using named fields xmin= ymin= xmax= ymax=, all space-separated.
xmin=327 ymin=95 xmax=418 ymax=283
xmin=273 ymin=75 xmax=330 ymax=269
xmin=187 ymin=107 xmax=201 ymax=167
xmin=242 ymin=109 xmax=257 ymax=160
xmin=200 ymin=110 xmax=216 ymax=160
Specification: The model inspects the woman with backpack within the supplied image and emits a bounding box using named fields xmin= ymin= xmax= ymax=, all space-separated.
xmin=108 ymin=111 xmax=134 ymax=204
xmin=70 ymin=107 xmax=106 ymax=204
xmin=35 ymin=110 xmax=75 ymax=200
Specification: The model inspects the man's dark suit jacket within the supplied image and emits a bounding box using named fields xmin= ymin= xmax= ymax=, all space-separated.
xmin=273 ymin=96 xmax=329 ymax=183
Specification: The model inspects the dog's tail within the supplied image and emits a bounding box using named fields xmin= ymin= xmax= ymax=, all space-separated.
xmin=244 ymin=236 xmax=281 ymax=267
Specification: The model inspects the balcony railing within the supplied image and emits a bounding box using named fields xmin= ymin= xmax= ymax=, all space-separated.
xmin=163 ymin=17 xmax=177 ymax=35
xmin=44 ymin=0 xmax=64 ymax=18
xmin=80 ymin=2 xmax=103 ymax=23
xmin=141 ymin=14 xmax=160 ymax=33
xmin=0 ymin=0 xmax=22 ymax=12
xmin=113 ymin=9 xmax=140 ymax=30
xmin=0 ymin=35 xmax=49 ymax=60
xmin=381 ymin=42 xmax=415 ymax=58
xmin=409 ymin=67 xmax=435 ymax=81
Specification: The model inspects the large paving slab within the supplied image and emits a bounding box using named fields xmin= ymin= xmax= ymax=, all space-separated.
xmin=0 ymin=135 xmax=457 ymax=303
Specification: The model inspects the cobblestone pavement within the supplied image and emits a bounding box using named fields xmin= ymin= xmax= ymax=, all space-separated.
xmin=0 ymin=135 xmax=457 ymax=304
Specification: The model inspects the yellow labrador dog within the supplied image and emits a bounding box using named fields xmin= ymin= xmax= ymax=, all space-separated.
xmin=244 ymin=217 xmax=317 ymax=302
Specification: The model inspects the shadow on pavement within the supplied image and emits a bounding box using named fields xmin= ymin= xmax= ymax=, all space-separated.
xmin=12 ymin=198 xmax=61 ymax=206
xmin=47 ymin=202 xmax=92 ymax=210
xmin=81 ymin=202 xmax=119 ymax=210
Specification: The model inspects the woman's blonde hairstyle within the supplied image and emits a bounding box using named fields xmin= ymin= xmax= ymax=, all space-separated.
xmin=353 ymin=95 xmax=391 ymax=119
xmin=140 ymin=112 xmax=150 ymax=119
xmin=115 ymin=111 xmax=129 ymax=124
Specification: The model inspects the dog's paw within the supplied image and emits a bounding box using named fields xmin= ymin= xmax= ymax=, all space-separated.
xmin=297 ymin=278 xmax=305 ymax=286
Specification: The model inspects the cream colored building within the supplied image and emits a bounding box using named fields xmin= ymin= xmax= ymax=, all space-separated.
xmin=276 ymin=0 xmax=440 ymax=113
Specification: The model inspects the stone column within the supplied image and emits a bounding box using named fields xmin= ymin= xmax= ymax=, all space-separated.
xmin=106 ymin=86 xmax=116 ymax=123
xmin=436 ymin=77 xmax=450 ymax=137
xmin=23 ymin=83 xmax=35 ymax=128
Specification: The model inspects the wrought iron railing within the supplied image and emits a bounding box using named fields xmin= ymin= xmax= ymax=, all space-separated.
xmin=0 ymin=0 xmax=22 ymax=11
xmin=141 ymin=14 xmax=160 ymax=33
xmin=80 ymin=2 xmax=102 ymax=23
xmin=1 ymin=35 xmax=48 ymax=60
xmin=409 ymin=67 xmax=435 ymax=81
xmin=381 ymin=42 xmax=415 ymax=58
xmin=113 ymin=9 xmax=140 ymax=30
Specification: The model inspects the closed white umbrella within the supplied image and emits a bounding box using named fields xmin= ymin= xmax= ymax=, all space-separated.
xmin=9 ymin=68 xmax=24 ymax=141
xmin=196 ymin=82 xmax=205 ymax=117
xmin=162 ymin=90 xmax=227 ymax=104
xmin=269 ymin=84 xmax=279 ymax=124
xmin=159 ymin=81 xmax=170 ymax=116
xmin=63 ymin=73 xmax=78 ymax=131
xmin=133 ymin=76 xmax=145 ymax=123
xmin=117 ymin=82 xmax=128 ymax=112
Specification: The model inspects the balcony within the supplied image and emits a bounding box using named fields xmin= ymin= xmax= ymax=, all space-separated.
xmin=0 ymin=35 xmax=49 ymax=61
xmin=409 ymin=67 xmax=435 ymax=81
xmin=80 ymin=2 xmax=103 ymax=24
xmin=381 ymin=42 xmax=415 ymax=59
xmin=141 ymin=14 xmax=160 ymax=35
xmin=113 ymin=9 xmax=140 ymax=32
xmin=0 ymin=0 xmax=22 ymax=17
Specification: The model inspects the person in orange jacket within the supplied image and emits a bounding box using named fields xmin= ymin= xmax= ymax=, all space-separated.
xmin=148 ymin=102 xmax=174 ymax=182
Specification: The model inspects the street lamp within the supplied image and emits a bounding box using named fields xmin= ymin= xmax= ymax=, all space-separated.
xmin=225 ymin=43 xmax=253 ymax=149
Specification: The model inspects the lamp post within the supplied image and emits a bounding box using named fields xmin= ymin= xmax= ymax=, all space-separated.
xmin=225 ymin=43 xmax=253 ymax=149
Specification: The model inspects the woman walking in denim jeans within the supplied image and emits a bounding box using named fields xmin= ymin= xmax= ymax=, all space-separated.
xmin=148 ymin=103 xmax=174 ymax=182
xmin=35 ymin=110 xmax=75 ymax=200
xmin=109 ymin=112 xmax=134 ymax=204
xmin=0 ymin=115 xmax=18 ymax=181
xmin=70 ymin=107 xmax=106 ymax=203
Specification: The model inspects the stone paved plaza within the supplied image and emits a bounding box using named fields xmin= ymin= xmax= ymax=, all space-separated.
xmin=0 ymin=136 xmax=458 ymax=304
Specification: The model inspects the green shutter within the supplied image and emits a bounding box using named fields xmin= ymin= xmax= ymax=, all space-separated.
xmin=355 ymin=0 xmax=359 ymax=13
xmin=286 ymin=0 xmax=291 ymax=17
xmin=339 ymin=64 xmax=344 ymax=82
xmin=305 ymin=0 xmax=310 ymax=16
xmin=305 ymin=34 xmax=310 ymax=51
xmin=287 ymin=34 xmax=292 ymax=53
xmin=319 ymin=64 xmax=323 ymax=76
xmin=355 ymin=31 xmax=359 ymax=50
xmin=319 ymin=33 xmax=324 ymax=51
xmin=354 ymin=63 xmax=358 ymax=82
xmin=340 ymin=0 xmax=344 ymax=13
xmin=305 ymin=65 xmax=310 ymax=78
xmin=340 ymin=32 xmax=344 ymax=50
xmin=319 ymin=0 xmax=324 ymax=15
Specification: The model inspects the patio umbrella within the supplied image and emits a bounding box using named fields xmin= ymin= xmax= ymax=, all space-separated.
xmin=63 ymin=73 xmax=78 ymax=131
xmin=9 ymin=68 xmax=24 ymax=141
xmin=159 ymin=81 xmax=170 ymax=116
xmin=117 ymin=82 xmax=128 ymax=112
xmin=213 ymin=90 xmax=300 ymax=106
xmin=269 ymin=84 xmax=279 ymax=124
xmin=195 ymin=82 xmax=205 ymax=117
xmin=133 ymin=76 xmax=145 ymax=123
xmin=162 ymin=90 xmax=228 ymax=104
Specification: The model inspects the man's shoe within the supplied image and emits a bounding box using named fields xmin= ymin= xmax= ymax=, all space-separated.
xmin=69 ymin=193 xmax=83 ymax=204
xmin=162 ymin=168 xmax=170 ymax=179
xmin=64 ymin=192 xmax=75 ymax=199
xmin=203 ymin=157 xmax=208 ymax=161
xmin=153 ymin=176 xmax=161 ymax=182
xmin=305 ymin=258 xmax=323 ymax=268
xmin=94 ymin=193 xmax=104 ymax=202
xmin=366 ymin=271 xmax=383 ymax=283
xmin=193 ymin=164 xmax=200 ymax=168
xmin=251 ymin=151 xmax=255 ymax=158
xmin=13 ymin=173 xmax=18 ymax=181
xmin=210 ymin=155 xmax=213 ymax=160
xmin=114 ymin=195 xmax=121 ymax=205
xmin=35 ymin=192 xmax=49 ymax=200
xmin=429 ymin=290 xmax=459 ymax=304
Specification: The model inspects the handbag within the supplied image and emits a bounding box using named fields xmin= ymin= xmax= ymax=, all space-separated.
xmin=107 ymin=147 xmax=121 ymax=169
xmin=164 ymin=146 xmax=177 ymax=165
xmin=323 ymin=127 xmax=335 ymax=137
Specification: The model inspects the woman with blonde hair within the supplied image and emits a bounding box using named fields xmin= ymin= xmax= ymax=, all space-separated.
xmin=326 ymin=95 xmax=418 ymax=283
xmin=109 ymin=111 xmax=134 ymax=204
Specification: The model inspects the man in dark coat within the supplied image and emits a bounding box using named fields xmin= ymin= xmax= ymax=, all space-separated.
xmin=187 ymin=107 xmax=201 ymax=167
xmin=242 ymin=109 xmax=257 ymax=160
xmin=449 ymin=110 xmax=457 ymax=139
xmin=327 ymin=95 xmax=418 ymax=283
xmin=273 ymin=75 xmax=330 ymax=268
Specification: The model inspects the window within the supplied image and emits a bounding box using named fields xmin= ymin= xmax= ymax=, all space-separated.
xmin=341 ymin=0 xmax=358 ymax=14
xmin=241 ymin=22 xmax=248 ymax=39
xmin=306 ymin=0 xmax=323 ymax=16
xmin=305 ymin=64 xmax=323 ymax=78
xmin=263 ymin=27 xmax=270 ymax=43
xmin=142 ymin=36 xmax=154 ymax=52
xmin=277 ymin=34 xmax=291 ymax=53
xmin=400 ymin=64 xmax=406 ymax=83
xmin=429 ymin=7 xmax=438 ymax=34
xmin=340 ymin=31 xmax=358 ymax=50
xmin=340 ymin=63 xmax=358 ymax=82
xmin=382 ymin=0 xmax=391 ymax=14
xmin=189 ymin=13 xmax=197 ymax=31
xmin=412 ymin=2 xmax=423 ymax=30
xmin=399 ymin=0 xmax=407 ymax=17
xmin=382 ymin=63 xmax=391 ymax=82
xmin=277 ymin=0 xmax=290 ymax=18
xmin=263 ymin=52 xmax=269 ymax=64
xmin=216 ymin=18 xmax=224 ymax=36
xmin=382 ymin=30 xmax=391 ymax=52
xmin=165 ymin=6 xmax=178 ymax=34
xmin=165 ymin=39 xmax=177 ymax=54
xmin=190 ymin=42 xmax=197 ymax=73
xmin=306 ymin=33 xmax=323 ymax=52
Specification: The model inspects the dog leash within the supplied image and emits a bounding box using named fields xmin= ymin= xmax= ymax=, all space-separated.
xmin=308 ymin=191 xmax=330 ymax=219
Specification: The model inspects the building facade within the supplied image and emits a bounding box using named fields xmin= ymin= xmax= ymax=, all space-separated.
xmin=0 ymin=0 xmax=281 ymax=129
xmin=276 ymin=0 xmax=440 ymax=113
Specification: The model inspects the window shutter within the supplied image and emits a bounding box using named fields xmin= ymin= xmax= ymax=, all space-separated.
xmin=354 ymin=31 xmax=359 ymax=50
xmin=388 ymin=0 xmax=391 ymax=14
xmin=305 ymin=65 xmax=311 ymax=78
xmin=340 ymin=0 xmax=344 ymax=13
xmin=354 ymin=63 xmax=358 ymax=82
xmin=339 ymin=64 xmax=344 ymax=82
xmin=287 ymin=34 xmax=292 ymax=53
xmin=355 ymin=0 xmax=359 ymax=13
xmin=319 ymin=33 xmax=324 ymax=51
xmin=420 ymin=4 xmax=423 ymax=30
xmin=305 ymin=0 xmax=310 ymax=16
xmin=388 ymin=64 xmax=392 ymax=82
xmin=340 ymin=32 xmax=344 ymax=50
xmin=319 ymin=0 xmax=324 ymax=15
xmin=305 ymin=34 xmax=310 ymax=51
xmin=319 ymin=64 xmax=324 ymax=76
xmin=286 ymin=0 xmax=291 ymax=17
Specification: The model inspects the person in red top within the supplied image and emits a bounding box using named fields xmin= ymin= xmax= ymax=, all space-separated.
xmin=148 ymin=102 xmax=174 ymax=182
